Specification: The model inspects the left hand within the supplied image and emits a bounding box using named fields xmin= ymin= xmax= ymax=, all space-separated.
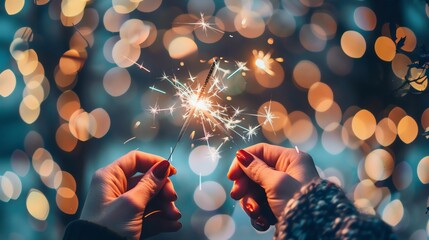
xmin=80 ymin=151 xmax=181 ymax=239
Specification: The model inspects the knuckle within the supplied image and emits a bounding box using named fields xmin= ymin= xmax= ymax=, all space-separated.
xmin=255 ymin=142 xmax=269 ymax=150
xmin=139 ymin=177 xmax=158 ymax=197
xmin=92 ymin=169 xmax=106 ymax=183
xmin=248 ymin=162 xmax=266 ymax=185
xmin=129 ymin=150 xmax=139 ymax=159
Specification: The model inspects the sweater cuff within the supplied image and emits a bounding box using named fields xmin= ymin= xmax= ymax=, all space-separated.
xmin=274 ymin=179 xmax=358 ymax=239
xmin=63 ymin=220 xmax=126 ymax=240
xmin=274 ymin=179 xmax=396 ymax=240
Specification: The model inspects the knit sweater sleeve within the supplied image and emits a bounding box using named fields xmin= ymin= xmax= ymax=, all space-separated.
xmin=274 ymin=179 xmax=397 ymax=240
xmin=63 ymin=220 xmax=126 ymax=240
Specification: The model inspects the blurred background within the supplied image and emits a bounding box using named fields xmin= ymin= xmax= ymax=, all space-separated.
xmin=1 ymin=0 xmax=429 ymax=239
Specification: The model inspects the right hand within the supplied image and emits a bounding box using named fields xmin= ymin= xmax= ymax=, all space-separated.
xmin=227 ymin=143 xmax=319 ymax=231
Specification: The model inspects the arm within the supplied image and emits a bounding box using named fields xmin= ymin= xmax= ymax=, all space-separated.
xmin=275 ymin=179 xmax=396 ymax=240
xmin=227 ymin=143 xmax=396 ymax=239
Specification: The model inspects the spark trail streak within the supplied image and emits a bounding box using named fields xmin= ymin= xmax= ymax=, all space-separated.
xmin=166 ymin=58 xmax=218 ymax=161
xmin=149 ymin=85 xmax=166 ymax=94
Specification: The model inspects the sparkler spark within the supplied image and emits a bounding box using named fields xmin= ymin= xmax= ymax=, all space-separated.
xmin=141 ymin=58 xmax=276 ymax=160
xmin=227 ymin=61 xmax=249 ymax=79
xmin=176 ymin=13 xmax=225 ymax=36
xmin=149 ymin=85 xmax=166 ymax=94
xmin=253 ymin=50 xmax=275 ymax=76
xmin=124 ymin=56 xmax=151 ymax=72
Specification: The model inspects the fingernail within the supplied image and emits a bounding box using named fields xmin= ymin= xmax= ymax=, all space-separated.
xmin=245 ymin=203 xmax=254 ymax=213
xmin=255 ymin=216 xmax=267 ymax=227
xmin=236 ymin=149 xmax=253 ymax=167
xmin=153 ymin=160 xmax=170 ymax=179
xmin=170 ymin=165 xmax=177 ymax=175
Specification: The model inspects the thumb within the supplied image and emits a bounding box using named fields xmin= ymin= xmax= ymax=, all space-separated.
xmin=235 ymin=149 xmax=283 ymax=189
xmin=125 ymin=160 xmax=170 ymax=207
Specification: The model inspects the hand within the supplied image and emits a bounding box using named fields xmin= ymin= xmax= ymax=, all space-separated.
xmin=80 ymin=151 xmax=181 ymax=239
xmin=228 ymin=143 xmax=319 ymax=231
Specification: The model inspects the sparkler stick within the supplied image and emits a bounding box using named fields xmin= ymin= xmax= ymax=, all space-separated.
xmin=166 ymin=58 xmax=218 ymax=161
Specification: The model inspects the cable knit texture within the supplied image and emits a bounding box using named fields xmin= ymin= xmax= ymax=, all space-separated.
xmin=274 ymin=179 xmax=397 ymax=240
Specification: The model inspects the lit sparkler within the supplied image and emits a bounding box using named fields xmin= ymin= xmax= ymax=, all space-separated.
xmin=142 ymin=58 xmax=276 ymax=160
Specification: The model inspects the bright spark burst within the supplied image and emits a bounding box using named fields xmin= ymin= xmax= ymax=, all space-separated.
xmin=177 ymin=13 xmax=225 ymax=36
xmin=143 ymin=59 xmax=276 ymax=158
xmin=253 ymin=50 xmax=275 ymax=76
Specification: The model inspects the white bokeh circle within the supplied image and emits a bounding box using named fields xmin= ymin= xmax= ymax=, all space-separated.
xmin=188 ymin=145 xmax=220 ymax=176
xmin=194 ymin=181 xmax=226 ymax=211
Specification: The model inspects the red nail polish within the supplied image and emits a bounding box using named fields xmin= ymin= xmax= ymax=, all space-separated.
xmin=245 ymin=203 xmax=254 ymax=213
xmin=170 ymin=165 xmax=177 ymax=175
xmin=236 ymin=149 xmax=253 ymax=167
xmin=153 ymin=161 xmax=170 ymax=179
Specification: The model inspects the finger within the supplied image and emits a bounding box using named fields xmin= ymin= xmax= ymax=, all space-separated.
xmin=227 ymin=158 xmax=245 ymax=180
xmin=127 ymin=174 xmax=144 ymax=191
xmin=230 ymin=176 xmax=250 ymax=200
xmin=240 ymin=196 xmax=261 ymax=219
xmin=243 ymin=143 xmax=301 ymax=168
xmin=128 ymin=175 xmax=177 ymax=201
xmin=251 ymin=217 xmax=270 ymax=231
xmin=124 ymin=160 xmax=171 ymax=208
xmin=235 ymin=149 xmax=284 ymax=189
xmin=161 ymin=201 xmax=181 ymax=220
xmin=145 ymin=199 xmax=181 ymax=220
xmin=141 ymin=217 xmax=182 ymax=239
xmin=159 ymin=178 xmax=178 ymax=202
xmin=106 ymin=150 xmax=177 ymax=179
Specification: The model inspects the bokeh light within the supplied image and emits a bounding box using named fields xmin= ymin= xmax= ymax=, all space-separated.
xmin=354 ymin=7 xmax=376 ymax=31
xmin=293 ymin=60 xmax=321 ymax=89
xmin=374 ymin=36 xmax=396 ymax=62
xmin=397 ymin=115 xmax=418 ymax=144
xmin=417 ymin=156 xmax=429 ymax=184
xmin=26 ymin=189 xmax=49 ymax=221
xmin=382 ymin=199 xmax=404 ymax=227
xmin=352 ymin=109 xmax=376 ymax=140
xmin=364 ymin=149 xmax=394 ymax=181
xmin=1 ymin=1 xmax=429 ymax=239
xmin=0 ymin=69 xmax=17 ymax=97
xmin=204 ymin=214 xmax=235 ymax=240
xmin=193 ymin=181 xmax=226 ymax=211
xmin=189 ymin=145 xmax=220 ymax=176
xmin=341 ymin=31 xmax=366 ymax=58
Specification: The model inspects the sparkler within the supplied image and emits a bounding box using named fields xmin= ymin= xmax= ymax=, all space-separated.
xmin=141 ymin=58 xmax=277 ymax=161
xmin=166 ymin=58 xmax=219 ymax=161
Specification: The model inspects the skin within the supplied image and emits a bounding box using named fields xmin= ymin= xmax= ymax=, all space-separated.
xmin=80 ymin=150 xmax=181 ymax=240
xmin=228 ymin=143 xmax=320 ymax=231
xmin=78 ymin=143 xmax=318 ymax=238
